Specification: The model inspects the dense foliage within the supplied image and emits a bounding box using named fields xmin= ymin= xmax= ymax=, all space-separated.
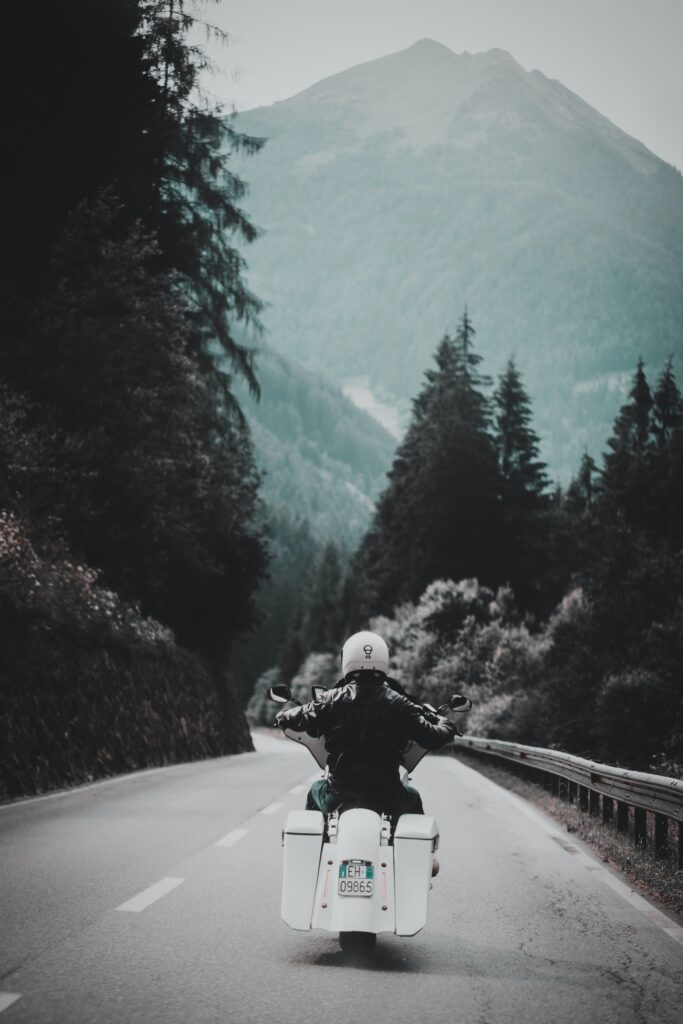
xmin=352 ymin=314 xmax=558 ymax=619
xmin=277 ymin=318 xmax=682 ymax=773
xmin=0 ymin=1 xmax=268 ymax=792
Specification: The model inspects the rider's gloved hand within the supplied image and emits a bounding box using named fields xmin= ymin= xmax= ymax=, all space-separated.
xmin=275 ymin=710 xmax=287 ymax=729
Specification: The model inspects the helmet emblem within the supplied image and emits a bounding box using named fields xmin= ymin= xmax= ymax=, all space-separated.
xmin=363 ymin=644 xmax=373 ymax=658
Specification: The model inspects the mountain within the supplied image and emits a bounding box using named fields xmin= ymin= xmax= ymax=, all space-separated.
xmin=233 ymin=39 xmax=683 ymax=478
xmin=235 ymin=344 xmax=396 ymax=545
xmin=229 ymin=345 xmax=396 ymax=693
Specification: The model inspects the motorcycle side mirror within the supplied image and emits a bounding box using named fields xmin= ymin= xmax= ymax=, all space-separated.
xmin=268 ymin=685 xmax=293 ymax=704
xmin=449 ymin=694 xmax=472 ymax=712
xmin=311 ymin=685 xmax=327 ymax=701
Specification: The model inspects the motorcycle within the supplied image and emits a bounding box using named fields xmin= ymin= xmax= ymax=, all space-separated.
xmin=268 ymin=684 xmax=472 ymax=953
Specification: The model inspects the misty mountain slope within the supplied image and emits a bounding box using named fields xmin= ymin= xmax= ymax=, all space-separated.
xmin=233 ymin=39 xmax=683 ymax=477
xmin=235 ymin=345 xmax=396 ymax=545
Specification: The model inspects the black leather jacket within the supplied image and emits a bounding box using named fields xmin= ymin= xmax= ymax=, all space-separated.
xmin=276 ymin=677 xmax=455 ymax=792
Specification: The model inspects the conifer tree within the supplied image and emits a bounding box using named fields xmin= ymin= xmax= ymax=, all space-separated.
xmin=565 ymin=452 xmax=599 ymax=515
xmin=649 ymin=359 xmax=683 ymax=545
xmin=652 ymin=358 xmax=683 ymax=450
xmin=0 ymin=2 xmax=269 ymax=666
xmin=601 ymin=358 xmax=655 ymax=528
xmin=493 ymin=359 xmax=551 ymax=613
xmin=138 ymin=0 xmax=266 ymax=395
xmin=494 ymin=359 xmax=549 ymax=506
xmin=354 ymin=312 xmax=500 ymax=616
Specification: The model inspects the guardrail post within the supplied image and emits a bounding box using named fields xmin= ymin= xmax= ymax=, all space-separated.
xmin=654 ymin=815 xmax=669 ymax=860
xmin=602 ymin=796 xmax=614 ymax=825
xmin=634 ymin=807 xmax=647 ymax=849
xmin=453 ymin=737 xmax=680 ymax=871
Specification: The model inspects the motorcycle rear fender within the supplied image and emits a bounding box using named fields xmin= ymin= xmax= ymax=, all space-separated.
xmin=312 ymin=809 xmax=396 ymax=935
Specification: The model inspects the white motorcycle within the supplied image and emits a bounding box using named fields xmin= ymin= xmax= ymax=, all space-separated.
xmin=269 ymin=684 xmax=471 ymax=954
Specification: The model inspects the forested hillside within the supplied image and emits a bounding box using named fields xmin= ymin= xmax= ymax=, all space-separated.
xmin=231 ymin=345 xmax=396 ymax=693
xmin=0 ymin=0 xmax=265 ymax=796
xmin=233 ymin=39 xmax=683 ymax=479
xmin=235 ymin=344 xmax=395 ymax=544
xmin=263 ymin=314 xmax=683 ymax=775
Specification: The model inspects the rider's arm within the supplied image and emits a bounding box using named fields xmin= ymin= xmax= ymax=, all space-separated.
xmin=276 ymin=696 xmax=333 ymax=738
xmin=395 ymin=696 xmax=456 ymax=749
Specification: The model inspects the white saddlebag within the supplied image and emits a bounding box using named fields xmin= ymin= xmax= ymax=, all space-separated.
xmin=393 ymin=814 xmax=438 ymax=936
xmin=281 ymin=810 xmax=324 ymax=930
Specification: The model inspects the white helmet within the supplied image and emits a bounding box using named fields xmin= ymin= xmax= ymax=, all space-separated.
xmin=341 ymin=631 xmax=389 ymax=678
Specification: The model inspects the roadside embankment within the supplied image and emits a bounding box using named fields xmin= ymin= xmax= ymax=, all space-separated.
xmin=0 ymin=601 xmax=252 ymax=801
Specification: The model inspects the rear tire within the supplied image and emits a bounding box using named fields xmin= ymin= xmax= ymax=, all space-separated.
xmin=339 ymin=931 xmax=377 ymax=954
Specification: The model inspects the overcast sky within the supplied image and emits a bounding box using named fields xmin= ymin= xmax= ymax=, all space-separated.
xmin=195 ymin=0 xmax=683 ymax=170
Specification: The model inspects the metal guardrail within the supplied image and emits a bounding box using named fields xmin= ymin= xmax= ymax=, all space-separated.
xmin=452 ymin=735 xmax=683 ymax=868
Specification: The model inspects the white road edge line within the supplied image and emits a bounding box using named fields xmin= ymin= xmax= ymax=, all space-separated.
xmin=288 ymin=784 xmax=306 ymax=794
xmin=442 ymin=758 xmax=683 ymax=948
xmin=0 ymin=995 xmax=21 ymax=1014
xmin=214 ymin=827 xmax=249 ymax=848
xmin=116 ymin=876 xmax=185 ymax=913
xmin=260 ymin=802 xmax=283 ymax=815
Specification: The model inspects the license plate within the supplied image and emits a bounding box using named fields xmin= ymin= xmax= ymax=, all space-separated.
xmin=338 ymin=860 xmax=374 ymax=897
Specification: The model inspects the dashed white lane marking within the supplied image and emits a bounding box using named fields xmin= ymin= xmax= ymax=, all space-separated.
xmin=0 ymin=995 xmax=21 ymax=1014
xmin=214 ymin=827 xmax=249 ymax=848
xmin=288 ymin=784 xmax=306 ymax=794
xmin=442 ymin=757 xmax=683 ymax=948
xmin=116 ymin=876 xmax=184 ymax=913
xmin=260 ymin=802 xmax=283 ymax=815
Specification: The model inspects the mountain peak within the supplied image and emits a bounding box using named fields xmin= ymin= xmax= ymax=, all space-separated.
xmin=283 ymin=39 xmax=530 ymax=147
xmin=406 ymin=38 xmax=455 ymax=55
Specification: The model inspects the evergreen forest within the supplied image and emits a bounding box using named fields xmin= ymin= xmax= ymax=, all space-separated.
xmin=1 ymin=3 xmax=681 ymax=799
xmin=0 ymin=0 xmax=268 ymax=796
xmin=252 ymin=315 xmax=683 ymax=776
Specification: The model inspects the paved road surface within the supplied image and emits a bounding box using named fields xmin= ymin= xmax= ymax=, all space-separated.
xmin=1 ymin=734 xmax=681 ymax=1024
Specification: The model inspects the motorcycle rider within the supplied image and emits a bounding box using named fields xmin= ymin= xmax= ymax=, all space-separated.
xmin=275 ymin=630 xmax=456 ymax=822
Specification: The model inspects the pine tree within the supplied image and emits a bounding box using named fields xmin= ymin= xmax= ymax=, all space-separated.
xmin=26 ymin=196 xmax=268 ymax=664
xmin=354 ymin=312 xmax=500 ymax=615
xmin=652 ymin=358 xmax=683 ymax=450
xmin=0 ymin=4 xmax=270 ymax=667
xmin=494 ymin=359 xmax=549 ymax=506
xmin=138 ymin=0 xmax=266 ymax=396
xmin=601 ymin=358 xmax=655 ymax=528
xmin=565 ymin=452 xmax=599 ymax=515
xmin=649 ymin=359 xmax=683 ymax=545
xmin=493 ymin=359 xmax=551 ymax=613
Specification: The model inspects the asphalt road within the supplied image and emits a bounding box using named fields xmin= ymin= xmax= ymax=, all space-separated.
xmin=1 ymin=733 xmax=681 ymax=1024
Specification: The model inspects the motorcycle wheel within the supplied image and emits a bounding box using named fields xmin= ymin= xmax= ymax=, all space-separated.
xmin=339 ymin=931 xmax=377 ymax=954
